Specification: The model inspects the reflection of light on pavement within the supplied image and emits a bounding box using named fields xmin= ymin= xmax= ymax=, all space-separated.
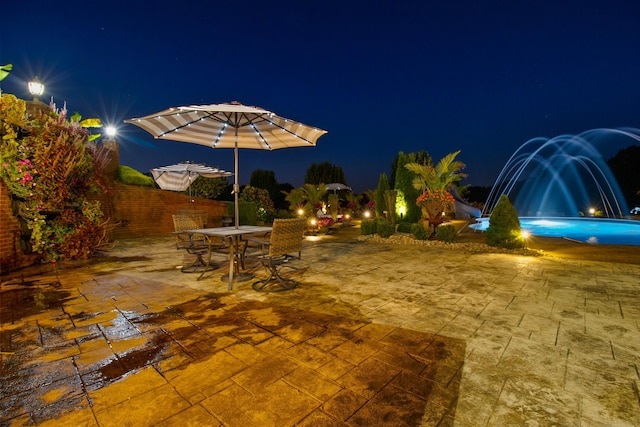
xmin=514 ymin=257 xmax=540 ymax=268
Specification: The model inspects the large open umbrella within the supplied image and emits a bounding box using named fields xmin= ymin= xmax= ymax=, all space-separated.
xmin=126 ymin=102 xmax=328 ymax=227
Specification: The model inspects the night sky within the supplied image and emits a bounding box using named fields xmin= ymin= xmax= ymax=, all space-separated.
xmin=2 ymin=0 xmax=639 ymax=193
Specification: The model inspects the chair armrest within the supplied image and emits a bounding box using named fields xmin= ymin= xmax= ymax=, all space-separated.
xmin=244 ymin=237 xmax=270 ymax=248
xmin=244 ymin=237 xmax=270 ymax=257
xmin=173 ymin=231 xmax=196 ymax=249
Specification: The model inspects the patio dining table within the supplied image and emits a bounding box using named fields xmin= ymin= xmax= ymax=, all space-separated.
xmin=184 ymin=225 xmax=272 ymax=290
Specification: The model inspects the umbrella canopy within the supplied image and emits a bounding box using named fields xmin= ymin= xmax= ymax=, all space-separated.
xmin=151 ymin=162 xmax=232 ymax=192
xmin=326 ymin=183 xmax=352 ymax=192
xmin=126 ymin=102 xmax=328 ymax=227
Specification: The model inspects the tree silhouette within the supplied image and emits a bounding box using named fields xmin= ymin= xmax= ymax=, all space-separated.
xmin=250 ymin=169 xmax=284 ymax=208
xmin=304 ymin=162 xmax=346 ymax=185
xmin=608 ymin=145 xmax=640 ymax=209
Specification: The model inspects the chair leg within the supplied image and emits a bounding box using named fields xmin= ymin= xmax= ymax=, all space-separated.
xmin=181 ymin=251 xmax=216 ymax=275
xmin=252 ymin=264 xmax=298 ymax=292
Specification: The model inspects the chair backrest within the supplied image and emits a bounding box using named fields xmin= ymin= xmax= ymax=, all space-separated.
xmin=176 ymin=209 xmax=208 ymax=227
xmin=268 ymin=218 xmax=306 ymax=258
xmin=173 ymin=214 xmax=204 ymax=232
xmin=173 ymin=214 xmax=206 ymax=245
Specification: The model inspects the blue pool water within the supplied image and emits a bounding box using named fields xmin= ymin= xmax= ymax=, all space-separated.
xmin=469 ymin=217 xmax=640 ymax=246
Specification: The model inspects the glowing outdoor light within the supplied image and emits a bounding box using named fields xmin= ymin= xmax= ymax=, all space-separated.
xmin=310 ymin=218 xmax=317 ymax=227
xmin=363 ymin=210 xmax=371 ymax=218
xmin=589 ymin=207 xmax=596 ymax=216
xmin=521 ymin=230 xmax=530 ymax=248
xmin=398 ymin=206 xmax=406 ymax=219
xmin=28 ymin=76 xmax=44 ymax=101
xmin=105 ymin=126 xmax=117 ymax=138
xmin=297 ymin=208 xmax=304 ymax=216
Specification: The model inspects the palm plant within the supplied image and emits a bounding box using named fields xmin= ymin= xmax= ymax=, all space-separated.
xmin=283 ymin=183 xmax=328 ymax=217
xmin=344 ymin=191 xmax=362 ymax=216
xmin=406 ymin=150 xmax=467 ymax=237
xmin=283 ymin=187 xmax=306 ymax=215
xmin=406 ymin=150 xmax=466 ymax=192
xmin=301 ymin=183 xmax=328 ymax=215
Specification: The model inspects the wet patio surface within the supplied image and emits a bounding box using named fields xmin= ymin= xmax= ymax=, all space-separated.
xmin=2 ymin=226 xmax=640 ymax=426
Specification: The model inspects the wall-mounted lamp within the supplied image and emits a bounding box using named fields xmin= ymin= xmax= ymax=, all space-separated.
xmin=28 ymin=76 xmax=44 ymax=101
xmin=105 ymin=126 xmax=117 ymax=138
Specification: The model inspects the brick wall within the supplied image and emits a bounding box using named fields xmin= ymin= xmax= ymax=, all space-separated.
xmin=0 ymin=181 xmax=229 ymax=273
xmin=0 ymin=182 xmax=39 ymax=273
xmin=106 ymin=184 xmax=229 ymax=238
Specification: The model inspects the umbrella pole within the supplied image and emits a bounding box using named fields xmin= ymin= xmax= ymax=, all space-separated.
xmin=234 ymin=127 xmax=240 ymax=229
xmin=188 ymin=174 xmax=193 ymax=208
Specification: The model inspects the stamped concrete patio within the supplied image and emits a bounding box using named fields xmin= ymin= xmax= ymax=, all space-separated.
xmin=1 ymin=224 xmax=640 ymax=426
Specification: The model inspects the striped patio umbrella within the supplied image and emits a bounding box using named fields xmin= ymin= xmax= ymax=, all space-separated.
xmin=126 ymin=102 xmax=328 ymax=227
xmin=151 ymin=162 xmax=232 ymax=192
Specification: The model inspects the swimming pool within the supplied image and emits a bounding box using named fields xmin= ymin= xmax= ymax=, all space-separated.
xmin=469 ymin=217 xmax=640 ymax=246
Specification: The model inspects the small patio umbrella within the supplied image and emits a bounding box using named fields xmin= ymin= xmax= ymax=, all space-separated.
xmin=151 ymin=162 xmax=233 ymax=206
xmin=126 ymin=102 xmax=328 ymax=227
xmin=326 ymin=183 xmax=352 ymax=193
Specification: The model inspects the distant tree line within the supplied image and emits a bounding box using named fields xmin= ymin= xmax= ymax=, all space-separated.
xmin=183 ymin=145 xmax=640 ymax=213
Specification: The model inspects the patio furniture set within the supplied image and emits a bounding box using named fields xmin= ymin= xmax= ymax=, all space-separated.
xmin=173 ymin=214 xmax=306 ymax=292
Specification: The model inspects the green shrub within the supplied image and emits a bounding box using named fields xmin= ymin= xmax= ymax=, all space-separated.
xmin=360 ymin=219 xmax=377 ymax=235
xmin=397 ymin=222 xmax=413 ymax=233
xmin=226 ymin=201 xmax=258 ymax=225
xmin=486 ymin=194 xmax=524 ymax=249
xmin=410 ymin=223 xmax=428 ymax=240
xmin=189 ymin=176 xmax=228 ymax=199
xmin=118 ymin=165 xmax=154 ymax=186
xmin=240 ymin=185 xmax=276 ymax=224
xmin=376 ymin=219 xmax=395 ymax=238
xmin=436 ymin=224 xmax=457 ymax=242
xmin=276 ymin=209 xmax=294 ymax=219
xmin=376 ymin=173 xmax=390 ymax=218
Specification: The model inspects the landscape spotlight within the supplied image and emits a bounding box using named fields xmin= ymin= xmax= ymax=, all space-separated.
xmin=521 ymin=230 xmax=530 ymax=248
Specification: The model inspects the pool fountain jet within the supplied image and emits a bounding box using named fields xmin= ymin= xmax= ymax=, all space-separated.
xmin=483 ymin=128 xmax=639 ymax=218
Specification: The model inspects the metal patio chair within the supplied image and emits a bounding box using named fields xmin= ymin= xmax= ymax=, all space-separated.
xmin=172 ymin=214 xmax=222 ymax=276
xmin=246 ymin=218 xmax=306 ymax=292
